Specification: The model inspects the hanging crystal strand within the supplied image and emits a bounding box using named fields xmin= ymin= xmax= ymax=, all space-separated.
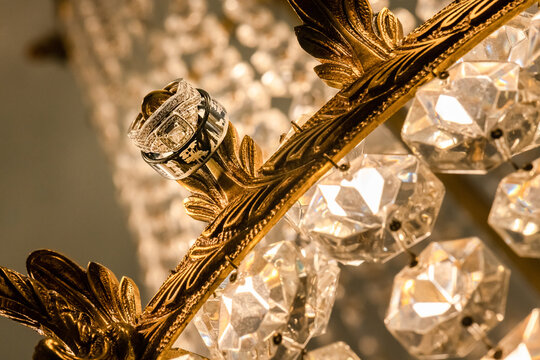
xmin=488 ymin=157 xmax=540 ymax=257
xmin=385 ymin=237 xmax=511 ymax=359
xmin=482 ymin=308 xmax=540 ymax=359
xmin=193 ymin=231 xmax=340 ymax=360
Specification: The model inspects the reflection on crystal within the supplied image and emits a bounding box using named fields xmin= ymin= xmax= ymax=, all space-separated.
xmin=489 ymin=158 xmax=540 ymax=258
xmin=300 ymin=154 xmax=444 ymax=265
xmin=528 ymin=10 xmax=540 ymax=71
xmin=385 ymin=237 xmax=511 ymax=359
xmin=405 ymin=7 xmax=540 ymax=172
xmin=284 ymin=141 xmax=365 ymax=233
xmin=402 ymin=62 xmax=526 ymax=174
xmin=482 ymin=308 xmax=540 ymax=359
xmin=305 ymin=342 xmax=362 ymax=360
xmin=461 ymin=12 xmax=533 ymax=65
xmin=194 ymin=240 xmax=339 ymax=359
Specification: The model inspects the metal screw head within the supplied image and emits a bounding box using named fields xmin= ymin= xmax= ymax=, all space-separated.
xmin=272 ymin=333 xmax=282 ymax=345
xmin=461 ymin=316 xmax=474 ymax=327
xmin=389 ymin=220 xmax=402 ymax=232
xmin=490 ymin=128 xmax=504 ymax=139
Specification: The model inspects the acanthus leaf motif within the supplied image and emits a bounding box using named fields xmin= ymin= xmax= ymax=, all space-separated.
xmin=238 ymin=135 xmax=262 ymax=177
xmin=0 ymin=250 xmax=143 ymax=360
xmin=289 ymin=0 xmax=403 ymax=88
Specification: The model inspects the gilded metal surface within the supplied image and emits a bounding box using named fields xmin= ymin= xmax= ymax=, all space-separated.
xmin=291 ymin=0 xmax=403 ymax=89
xmin=0 ymin=0 xmax=536 ymax=359
xmin=0 ymin=250 xmax=143 ymax=359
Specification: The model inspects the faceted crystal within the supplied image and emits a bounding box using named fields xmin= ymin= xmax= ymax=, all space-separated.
xmin=461 ymin=12 xmax=533 ymax=65
xmin=305 ymin=342 xmax=362 ymax=360
xmin=402 ymin=62 xmax=522 ymax=174
xmin=385 ymin=237 xmax=511 ymax=359
xmin=482 ymin=308 xmax=540 ymax=359
xmin=527 ymin=10 xmax=540 ymax=72
xmin=284 ymin=142 xmax=365 ymax=233
xmin=194 ymin=240 xmax=339 ymax=359
xmin=488 ymin=158 xmax=540 ymax=258
xmin=300 ymin=154 xmax=445 ymax=265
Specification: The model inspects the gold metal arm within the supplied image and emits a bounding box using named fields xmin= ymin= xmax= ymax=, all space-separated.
xmin=0 ymin=0 xmax=536 ymax=359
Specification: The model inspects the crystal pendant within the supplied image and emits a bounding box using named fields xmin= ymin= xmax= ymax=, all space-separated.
xmin=482 ymin=308 xmax=540 ymax=359
xmin=488 ymin=158 xmax=540 ymax=258
xmin=284 ymin=141 xmax=365 ymax=234
xmin=304 ymin=342 xmax=362 ymax=360
xmin=385 ymin=237 xmax=511 ymax=359
xmin=300 ymin=154 xmax=445 ymax=265
xmin=460 ymin=11 xmax=533 ymax=65
xmin=193 ymin=240 xmax=339 ymax=359
xmin=528 ymin=10 xmax=540 ymax=72
xmin=401 ymin=61 xmax=527 ymax=174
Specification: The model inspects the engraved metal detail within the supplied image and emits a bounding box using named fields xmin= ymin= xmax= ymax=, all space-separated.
xmin=0 ymin=0 xmax=536 ymax=359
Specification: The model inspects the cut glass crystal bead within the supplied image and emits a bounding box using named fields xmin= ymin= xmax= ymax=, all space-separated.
xmin=482 ymin=308 xmax=540 ymax=359
xmin=402 ymin=61 xmax=524 ymax=174
xmin=193 ymin=240 xmax=339 ymax=359
xmin=385 ymin=237 xmax=511 ymax=359
xmin=284 ymin=142 xmax=365 ymax=234
xmin=488 ymin=158 xmax=540 ymax=258
xmin=300 ymin=154 xmax=444 ymax=265
xmin=461 ymin=12 xmax=533 ymax=65
xmin=305 ymin=342 xmax=362 ymax=360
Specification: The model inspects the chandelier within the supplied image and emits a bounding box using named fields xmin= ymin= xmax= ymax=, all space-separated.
xmin=1 ymin=0 xmax=540 ymax=359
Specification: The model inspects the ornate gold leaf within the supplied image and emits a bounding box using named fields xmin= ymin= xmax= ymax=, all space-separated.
xmin=1 ymin=250 xmax=143 ymax=359
xmin=290 ymin=0 xmax=403 ymax=88
xmin=239 ymin=135 xmax=262 ymax=177
xmin=0 ymin=1 xmax=536 ymax=359
xmin=376 ymin=8 xmax=404 ymax=48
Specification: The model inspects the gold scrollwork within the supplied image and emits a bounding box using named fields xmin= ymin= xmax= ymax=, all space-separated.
xmin=0 ymin=0 xmax=536 ymax=359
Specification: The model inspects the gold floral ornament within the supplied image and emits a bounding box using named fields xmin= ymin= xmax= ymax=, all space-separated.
xmin=0 ymin=0 xmax=537 ymax=359
xmin=291 ymin=0 xmax=403 ymax=88
xmin=0 ymin=250 xmax=143 ymax=359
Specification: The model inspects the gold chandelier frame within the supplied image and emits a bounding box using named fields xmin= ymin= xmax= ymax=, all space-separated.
xmin=0 ymin=0 xmax=537 ymax=359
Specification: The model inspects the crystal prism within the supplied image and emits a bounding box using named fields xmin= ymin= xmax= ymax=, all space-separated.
xmin=402 ymin=61 xmax=524 ymax=174
xmin=460 ymin=12 xmax=533 ymax=66
xmin=482 ymin=308 xmax=540 ymax=359
xmin=488 ymin=158 xmax=540 ymax=258
xmin=527 ymin=9 xmax=540 ymax=73
xmin=300 ymin=154 xmax=445 ymax=265
xmin=385 ymin=237 xmax=511 ymax=359
xmin=284 ymin=141 xmax=365 ymax=234
xmin=194 ymin=240 xmax=339 ymax=359
xmin=305 ymin=342 xmax=362 ymax=360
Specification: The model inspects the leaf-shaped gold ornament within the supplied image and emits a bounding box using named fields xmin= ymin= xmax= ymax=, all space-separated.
xmin=290 ymin=0 xmax=403 ymax=88
xmin=1 ymin=250 xmax=143 ymax=359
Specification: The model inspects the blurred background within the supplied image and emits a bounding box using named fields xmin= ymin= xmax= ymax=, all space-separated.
xmin=0 ymin=1 xmax=139 ymax=358
xmin=1 ymin=0 xmax=539 ymax=359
